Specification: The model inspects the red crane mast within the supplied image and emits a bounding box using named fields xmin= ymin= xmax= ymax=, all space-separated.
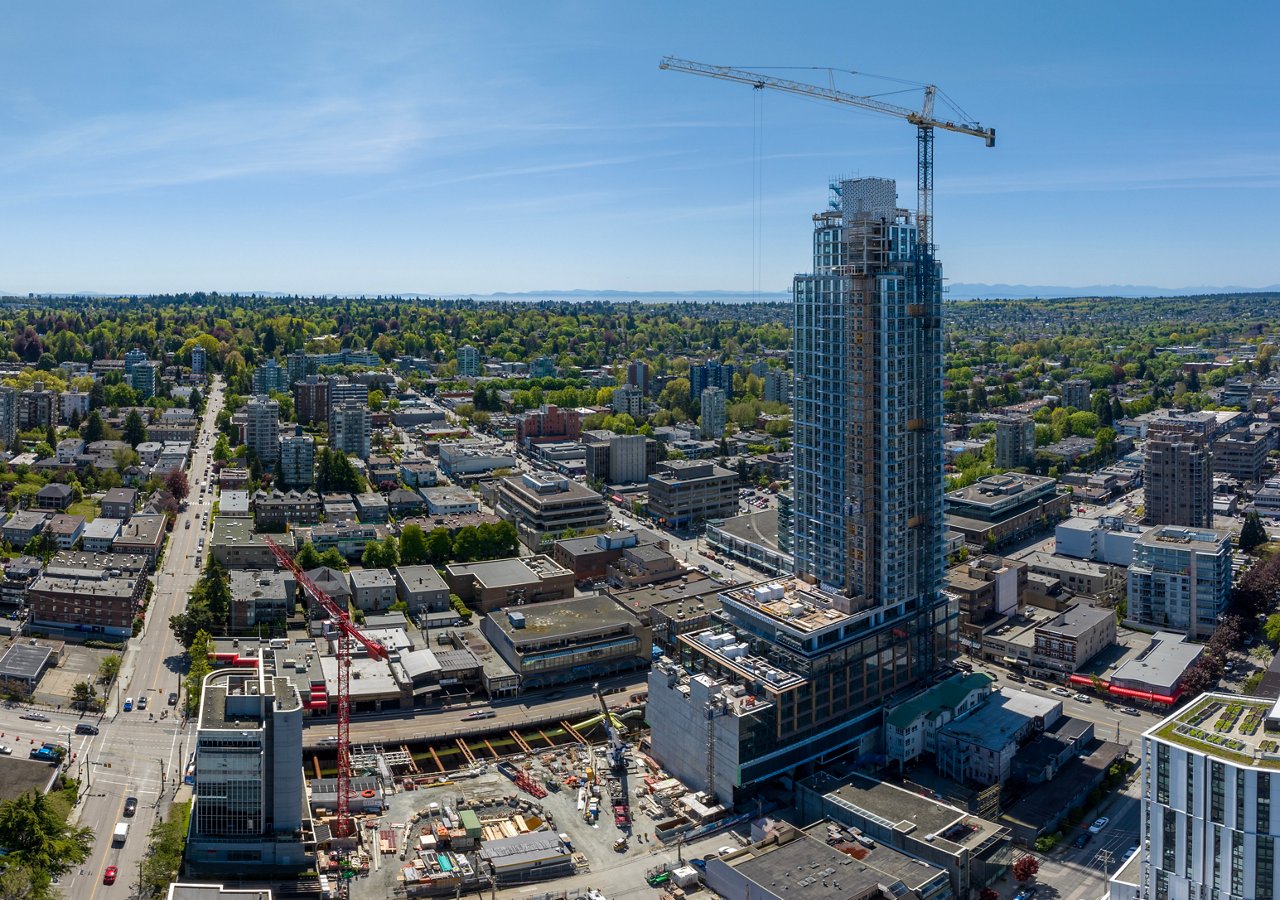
xmin=266 ymin=538 xmax=387 ymax=838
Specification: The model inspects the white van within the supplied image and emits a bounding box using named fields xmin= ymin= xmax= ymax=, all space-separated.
xmin=113 ymin=822 xmax=128 ymax=845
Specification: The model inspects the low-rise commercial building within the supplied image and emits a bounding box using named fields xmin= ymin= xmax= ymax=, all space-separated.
xmin=935 ymin=690 xmax=1061 ymax=787
xmin=211 ymin=517 xmax=294 ymax=569
xmin=444 ymin=555 xmax=574 ymax=614
xmin=480 ymin=596 xmax=651 ymax=690
xmin=111 ymin=513 xmax=166 ymax=564
xmin=494 ymin=472 xmax=610 ymax=551
xmin=944 ymin=473 xmax=1071 ymax=549
xmin=1021 ymin=550 xmax=1126 ymax=600
xmin=1032 ymin=603 xmax=1117 ymax=677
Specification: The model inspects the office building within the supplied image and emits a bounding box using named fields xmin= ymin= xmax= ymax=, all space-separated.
xmin=762 ymin=368 xmax=791 ymax=404
xmin=292 ymin=375 xmax=331 ymax=427
xmin=689 ymin=358 xmax=734 ymax=401
xmin=1212 ymin=427 xmax=1269 ymax=483
xmin=456 ymin=345 xmax=480 ymax=377
xmin=330 ymin=400 xmax=371 ymax=460
xmin=189 ymin=652 xmax=312 ymax=870
xmin=626 ymin=360 xmax=649 ymax=396
xmin=1061 ymin=378 xmax=1091 ymax=410
xmin=646 ymin=460 xmax=737 ymax=529
xmin=252 ymin=359 xmax=289 ymax=395
xmin=612 ymin=384 xmax=644 ymax=419
xmin=700 ymin=386 xmax=726 ymax=440
xmin=995 ymin=414 xmax=1036 ymax=470
xmin=278 ymin=426 xmax=315 ymax=489
xmin=191 ymin=344 xmax=206 ymax=375
xmin=1109 ymin=694 xmax=1280 ymax=900
xmin=792 ymin=176 xmax=947 ymax=625
xmin=493 ymin=472 xmax=610 ymax=550
xmin=245 ymin=395 xmax=280 ymax=466
xmin=583 ymin=431 xmax=656 ymax=484
xmin=1127 ymin=525 xmax=1232 ymax=639
xmin=1145 ymin=420 xmax=1214 ymax=528
xmin=945 ymin=472 xmax=1071 ymax=549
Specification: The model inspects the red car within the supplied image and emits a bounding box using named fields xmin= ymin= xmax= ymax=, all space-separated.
xmin=103 ymin=866 xmax=117 ymax=885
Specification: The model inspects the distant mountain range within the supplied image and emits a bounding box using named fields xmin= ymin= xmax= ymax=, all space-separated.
xmin=946 ymin=282 xmax=1280 ymax=300
xmin=7 ymin=284 xmax=1279 ymax=302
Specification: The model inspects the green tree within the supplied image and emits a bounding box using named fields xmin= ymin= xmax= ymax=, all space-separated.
xmin=123 ymin=409 xmax=148 ymax=447
xmin=82 ymin=410 xmax=105 ymax=443
xmin=453 ymin=525 xmax=482 ymax=562
xmin=212 ymin=433 xmax=231 ymax=462
xmin=424 ymin=527 xmax=453 ymax=565
xmin=318 ymin=547 xmax=349 ymax=570
xmin=294 ymin=541 xmax=322 ymax=571
xmin=97 ymin=653 xmax=122 ymax=685
xmin=0 ymin=790 xmax=94 ymax=887
xmin=1241 ymin=511 xmax=1269 ymax=553
xmin=71 ymin=680 xmax=97 ymax=708
xmin=184 ymin=630 xmax=213 ymax=717
xmin=361 ymin=534 xmax=400 ymax=569
xmin=399 ymin=524 xmax=429 ymax=565
xmin=1263 ymin=613 xmax=1280 ymax=648
xmin=140 ymin=802 xmax=191 ymax=896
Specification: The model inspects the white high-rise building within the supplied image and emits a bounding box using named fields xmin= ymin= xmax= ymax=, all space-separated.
xmin=457 ymin=345 xmax=480 ymax=378
xmin=700 ymin=386 xmax=726 ymax=440
xmin=330 ymin=400 xmax=371 ymax=460
xmin=612 ymin=385 xmax=644 ymax=419
xmin=279 ymin=426 xmax=315 ymax=488
xmin=1111 ymin=692 xmax=1280 ymax=900
xmin=188 ymin=650 xmax=312 ymax=870
xmin=245 ymin=395 xmax=280 ymax=466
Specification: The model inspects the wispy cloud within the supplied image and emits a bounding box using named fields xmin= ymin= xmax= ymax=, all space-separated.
xmin=0 ymin=92 xmax=431 ymax=202
xmin=942 ymin=153 xmax=1280 ymax=195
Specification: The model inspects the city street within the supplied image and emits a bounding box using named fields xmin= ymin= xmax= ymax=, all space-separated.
xmin=53 ymin=376 xmax=224 ymax=899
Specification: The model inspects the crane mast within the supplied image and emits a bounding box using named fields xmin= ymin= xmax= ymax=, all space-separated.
xmin=593 ymin=682 xmax=626 ymax=772
xmin=658 ymin=57 xmax=995 ymax=300
xmin=266 ymin=537 xmax=387 ymax=842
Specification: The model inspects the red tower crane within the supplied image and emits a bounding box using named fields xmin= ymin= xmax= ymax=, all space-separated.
xmin=266 ymin=537 xmax=387 ymax=838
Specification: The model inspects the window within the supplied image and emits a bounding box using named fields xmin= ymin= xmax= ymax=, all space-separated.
xmin=1211 ymin=761 xmax=1225 ymax=824
xmin=1260 ymin=836 xmax=1275 ymax=900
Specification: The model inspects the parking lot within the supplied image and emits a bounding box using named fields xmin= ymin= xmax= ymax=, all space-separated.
xmin=26 ymin=642 xmax=118 ymax=710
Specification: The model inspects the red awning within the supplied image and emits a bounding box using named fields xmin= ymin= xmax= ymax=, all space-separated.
xmin=1108 ymin=684 xmax=1179 ymax=705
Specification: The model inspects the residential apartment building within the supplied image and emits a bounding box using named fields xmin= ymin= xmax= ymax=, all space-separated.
xmin=995 ymin=414 xmax=1036 ymax=470
xmin=252 ymin=360 xmax=289 ymax=395
xmin=329 ymin=400 xmax=371 ymax=460
xmin=456 ymin=345 xmax=480 ymax=377
xmin=18 ymin=381 xmax=57 ymax=430
xmin=27 ymin=569 xmax=145 ymax=638
xmin=253 ymin=489 xmax=323 ymax=528
xmin=646 ymin=460 xmax=737 ymax=529
xmin=611 ymin=385 xmax=644 ymax=419
xmin=762 ymin=368 xmax=791 ymax=404
xmin=245 ymin=395 xmax=281 ymax=466
xmin=700 ymin=386 xmax=726 ymax=440
xmin=689 ymin=359 xmax=734 ymax=402
xmin=191 ymin=344 xmax=206 ymax=374
xmin=1061 ymin=378 xmax=1091 ymax=410
xmin=278 ymin=427 xmax=315 ymax=489
xmin=1109 ymin=694 xmax=1280 ymax=900
xmin=1145 ymin=418 xmax=1214 ymax=528
xmin=626 ymin=360 xmax=649 ymax=396
xmin=1127 ymin=525 xmax=1232 ymax=639
xmin=228 ymin=570 xmax=296 ymax=631
xmin=292 ymin=375 xmax=331 ymax=427
xmin=0 ymin=386 xmax=17 ymax=450
xmin=515 ymin=405 xmax=581 ymax=447
xmin=189 ymin=655 xmax=312 ymax=870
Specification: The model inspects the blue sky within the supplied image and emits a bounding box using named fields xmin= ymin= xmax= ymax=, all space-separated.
xmin=0 ymin=2 xmax=1276 ymax=295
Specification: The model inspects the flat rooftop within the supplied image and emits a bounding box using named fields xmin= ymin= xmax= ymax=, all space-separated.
xmin=0 ymin=641 xmax=54 ymax=681
xmin=1023 ymin=551 xmax=1119 ymax=578
xmin=1037 ymin=603 xmax=1114 ymax=639
xmin=1136 ymin=524 xmax=1230 ymax=552
xmin=887 ymin=672 xmax=994 ymax=730
xmin=447 ymin=554 xmax=571 ymax=588
xmin=491 ymin=595 xmax=638 ymax=642
xmin=804 ymin=771 xmax=1008 ymax=855
xmin=1150 ymin=693 xmax=1280 ymax=765
xmin=714 ymin=508 xmax=781 ymax=552
xmin=946 ymin=473 xmax=1056 ymax=508
xmin=938 ymin=689 xmax=1059 ymax=752
xmin=722 ymin=578 xmax=854 ymax=633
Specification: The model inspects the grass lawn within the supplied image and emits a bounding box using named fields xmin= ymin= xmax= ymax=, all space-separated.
xmin=67 ymin=499 xmax=98 ymax=521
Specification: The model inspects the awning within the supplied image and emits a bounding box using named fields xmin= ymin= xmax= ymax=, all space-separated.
xmin=1002 ymin=657 xmax=1020 ymax=666
xmin=1109 ymin=684 xmax=1179 ymax=705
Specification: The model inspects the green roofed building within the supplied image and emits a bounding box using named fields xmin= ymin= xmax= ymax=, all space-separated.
xmin=885 ymin=671 xmax=994 ymax=768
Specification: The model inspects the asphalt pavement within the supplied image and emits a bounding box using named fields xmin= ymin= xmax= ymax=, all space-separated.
xmin=54 ymin=376 xmax=224 ymax=899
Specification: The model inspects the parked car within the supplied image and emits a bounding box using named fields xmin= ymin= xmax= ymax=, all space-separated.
xmin=1051 ymin=687 xmax=1072 ymax=697
xmin=1074 ymin=832 xmax=1092 ymax=848
xmin=0 ymin=745 xmax=11 ymax=755
xmin=1029 ymin=680 xmax=1048 ymax=689
xmin=1122 ymin=706 xmax=1140 ymax=716
xmin=1088 ymin=817 xmax=1110 ymax=834
xmin=20 ymin=712 xmax=50 ymax=722
xmin=1074 ymin=693 xmax=1092 ymax=703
